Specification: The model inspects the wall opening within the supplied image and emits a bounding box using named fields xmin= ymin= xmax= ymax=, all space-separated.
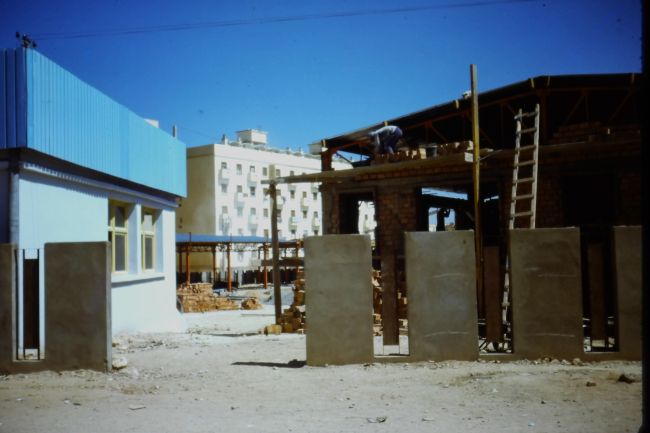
xmin=15 ymin=248 xmax=45 ymax=361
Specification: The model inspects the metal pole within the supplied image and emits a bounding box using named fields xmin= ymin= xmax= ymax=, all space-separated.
xmin=270 ymin=180 xmax=282 ymax=325
xmin=470 ymin=64 xmax=483 ymax=295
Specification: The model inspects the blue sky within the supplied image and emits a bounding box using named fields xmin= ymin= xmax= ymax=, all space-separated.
xmin=1 ymin=0 xmax=642 ymax=150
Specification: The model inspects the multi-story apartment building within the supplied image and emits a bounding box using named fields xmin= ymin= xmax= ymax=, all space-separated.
xmin=176 ymin=129 xmax=352 ymax=280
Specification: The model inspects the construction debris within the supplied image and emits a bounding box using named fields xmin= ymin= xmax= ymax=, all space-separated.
xmin=241 ymin=297 xmax=263 ymax=310
xmin=176 ymin=283 xmax=239 ymax=313
xmin=277 ymin=269 xmax=306 ymax=333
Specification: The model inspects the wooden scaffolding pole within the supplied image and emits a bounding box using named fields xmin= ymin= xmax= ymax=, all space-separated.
xmin=270 ymin=167 xmax=282 ymax=325
xmin=470 ymin=64 xmax=484 ymax=295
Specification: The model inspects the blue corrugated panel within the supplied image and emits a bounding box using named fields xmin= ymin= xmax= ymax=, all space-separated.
xmin=0 ymin=48 xmax=27 ymax=149
xmin=22 ymin=49 xmax=186 ymax=197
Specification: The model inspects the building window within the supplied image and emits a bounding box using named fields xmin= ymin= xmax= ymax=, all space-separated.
xmin=314 ymin=230 xmax=318 ymax=236
xmin=251 ymin=208 xmax=257 ymax=215
xmin=290 ymin=190 xmax=295 ymax=199
xmin=302 ymin=210 xmax=307 ymax=218
xmin=276 ymin=169 xmax=281 ymax=177
xmin=290 ymin=230 xmax=296 ymax=236
xmin=237 ymin=185 xmax=243 ymax=193
xmin=250 ymin=186 xmax=256 ymax=197
xmin=237 ymin=208 xmax=243 ymax=217
xmin=263 ymin=208 xmax=269 ymax=217
xmin=313 ymin=193 xmax=318 ymax=200
xmin=314 ymin=211 xmax=319 ymax=218
xmin=108 ymin=201 xmax=128 ymax=273
xmin=291 ymin=210 xmax=296 ymax=217
xmin=221 ymin=162 xmax=228 ymax=169
xmin=264 ymin=229 xmax=269 ymax=237
xmin=263 ymin=167 xmax=268 ymax=176
xmin=141 ymin=208 xmax=156 ymax=271
xmin=302 ymin=191 xmax=307 ymax=198
xmin=237 ymin=229 xmax=243 ymax=236
xmin=222 ymin=206 xmax=228 ymax=214
xmin=250 ymin=165 xmax=256 ymax=173
xmin=221 ymin=184 xmax=227 ymax=193
xmin=290 ymin=170 xmax=295 ymax=176
xmin=236 ymin=164 xmax=242 ymax=174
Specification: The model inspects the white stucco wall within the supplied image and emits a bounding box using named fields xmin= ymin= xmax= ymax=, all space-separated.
xmin=16 ymin=167 xmax=184 ymax=334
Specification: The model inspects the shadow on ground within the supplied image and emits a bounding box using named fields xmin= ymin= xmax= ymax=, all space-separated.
xmin=232 ymin=359 xmax=306 ymax=368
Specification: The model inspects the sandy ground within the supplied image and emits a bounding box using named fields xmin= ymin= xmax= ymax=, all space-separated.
xmin=0 ymin=306 xmax=642 ymax=433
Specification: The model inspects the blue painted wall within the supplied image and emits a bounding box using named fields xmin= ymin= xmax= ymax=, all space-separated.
xmin=1 ymin=48 xmax=186 ymax=197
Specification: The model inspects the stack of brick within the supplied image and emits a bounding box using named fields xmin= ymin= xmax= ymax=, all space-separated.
xmin=372 ymin=270 xmax=383 ymax=335
xmin=436 ymin=140 xmax=473 ymax=156
xmin=176 ymin=283 xmax=239 ymax=313
xmin=372 ymin=149 xmax=427 ymax=165
xmin=241 ymin=297 xmax=263 ymax=310
xmin=278 ymin=269 xmax=306 ymax=333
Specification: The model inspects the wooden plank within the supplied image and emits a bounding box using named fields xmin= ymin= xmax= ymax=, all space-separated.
xmin=587 ymin=242 xmax=607 ymax=341
xmin=483 ymin=247 xmax=502 ymax=343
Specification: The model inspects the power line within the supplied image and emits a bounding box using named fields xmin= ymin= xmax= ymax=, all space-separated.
xmin=32 ymin=0 xmax=538 ymax=40
xmin=175 ymin=124 xmax=222 ymax=142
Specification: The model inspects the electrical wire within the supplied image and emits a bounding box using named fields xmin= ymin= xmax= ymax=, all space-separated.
xmin=31 ymin=0 xmax=538 ymax=40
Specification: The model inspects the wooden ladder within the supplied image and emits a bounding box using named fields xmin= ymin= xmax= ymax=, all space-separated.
xmin=501 ymin=104 xmax=540 ymax=349
xmin=509 ymin=104 xmax=540 ymax=229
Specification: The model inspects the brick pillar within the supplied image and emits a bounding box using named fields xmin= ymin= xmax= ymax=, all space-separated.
xmin=375 ymin=186 xmax=417 ymax=345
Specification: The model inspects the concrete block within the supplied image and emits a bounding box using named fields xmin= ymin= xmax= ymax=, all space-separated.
xmin=613 ymin=226 xmax=641 ymax=359
xmin=405 ymin=231 xmax=478 ymax=361
xmin=510 ymin=228 xmax=583 ymax=360
xmin=305 ymin=235 xmax=373 ymax=366
xmin=45 ymin=242 xmax=112 ymax=371
xmin=0 ymin=244 xmax=16 ymax=373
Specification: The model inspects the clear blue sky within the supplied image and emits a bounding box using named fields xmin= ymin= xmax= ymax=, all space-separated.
xmin=1 ymin=0 xmax=642 ymax=150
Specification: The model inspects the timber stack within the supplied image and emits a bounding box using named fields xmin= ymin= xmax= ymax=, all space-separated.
xmin=176 ymin=282 xmax=239 ymax=313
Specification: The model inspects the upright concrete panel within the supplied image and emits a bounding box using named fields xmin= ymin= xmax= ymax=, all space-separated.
xmin=510 ymin=228 xmax=583 ymax=359
xmin=305 ymin=235 xmax=373 ymax=366
xmin=45 ymin=242 xmax=111 ymax=371
xmin=613 ymin=226 xmax=641 ymax=359
xmin=405 ymin=231 xmax=478 ymax=361
xmin=0 ymin=244 xmax=16 ymax=373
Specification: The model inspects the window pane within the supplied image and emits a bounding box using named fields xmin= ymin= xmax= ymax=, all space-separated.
xmin=115 ymin=233 xmax=126 ymax=271
xmin=144 ymin=236 xmax=154 ymax=269
xmin=142 ymin=212 xmax=154 ymax=232
xmin=114 ymin=206 xmax=126 ymax=228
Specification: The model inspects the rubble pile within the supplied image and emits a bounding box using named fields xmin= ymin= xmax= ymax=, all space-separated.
xmin=278 ymin=269 xmax=306 ymax=333
xmin=241 ymin=297 xmax=263 ymax=310
xmin=176 ymin=283 xmax=239 ymax=313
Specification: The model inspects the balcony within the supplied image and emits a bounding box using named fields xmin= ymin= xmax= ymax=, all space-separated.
xmin=312 ymin=218 xmax=321 ymax=229
xmin=235 ymin=192 xmax=246 ymax=207
xmin=219 ymin=169 xmax=231 ymax=184
xmin=300 ymin=197 xmax=310 ymax=210
xmin=311 ymin=183 xmax=320 ymax=193
xmin=289 ymin=216 xmax=299 ymax=230
xmin=247 ymin=171 xmax=259 ymax=185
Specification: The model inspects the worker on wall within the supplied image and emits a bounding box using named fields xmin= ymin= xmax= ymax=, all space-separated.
xmin=368 ymin=125 xmax=403 ymax=155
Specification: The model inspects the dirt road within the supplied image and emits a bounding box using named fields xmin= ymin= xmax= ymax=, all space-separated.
xmin=0 ymin=308 xmax=642 ymax=433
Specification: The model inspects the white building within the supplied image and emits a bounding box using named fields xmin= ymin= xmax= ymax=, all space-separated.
xmin=176 ymin=130 xmax=351 ymax=278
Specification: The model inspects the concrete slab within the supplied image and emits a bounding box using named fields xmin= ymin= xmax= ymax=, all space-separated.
xmin=510 ymin=228 xmax=583 ymax=360
xmin=305 ymin=235 xmax=373 ymax=366
xmin=45 ymin=242 xmax=112 ymax=371
xmin=405 ymin=231 xmax=478 ymax=361
xmin=613 ymin=226 xmax=641 ymax=359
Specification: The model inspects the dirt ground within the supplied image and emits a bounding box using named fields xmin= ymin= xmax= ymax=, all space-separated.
xmin=0 ymin=306 xmax=642 ymax=433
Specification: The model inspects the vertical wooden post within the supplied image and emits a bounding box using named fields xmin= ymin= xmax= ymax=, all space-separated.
xmin=211 ymin=246 xmax=217 ymax=286
xmin=227 ymin=242 xmax=232 ymax=292
xmin=320 ymin=140 xmax=332 ymax=172
xmin=263 ymin=244 xmax=269 ymax=289
xmin=270 ymin=177 xmax=282 ymax=325
xmin=470 ymin=64 xmax=483 ymax=296
xmin=185 ymin=246 xmax=190 ymax=285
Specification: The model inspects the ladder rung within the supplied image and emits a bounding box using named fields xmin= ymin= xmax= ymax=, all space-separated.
xmin=515 ymin=144 xmax=537 ymax=152
xmin=516 ymin=127 xmax=537 ymax=135
xmin=514 ymin=110 xmax=539 ymax=120
xmin=514 ymin=177 xmax=534 ymax=184
xmin=513 ymin=193 xmax=534 ymax=201
xmin=515 ymin=160 xmax=535 ymax=167
xmin=511 ymin=211 xmax=534 ymax=218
